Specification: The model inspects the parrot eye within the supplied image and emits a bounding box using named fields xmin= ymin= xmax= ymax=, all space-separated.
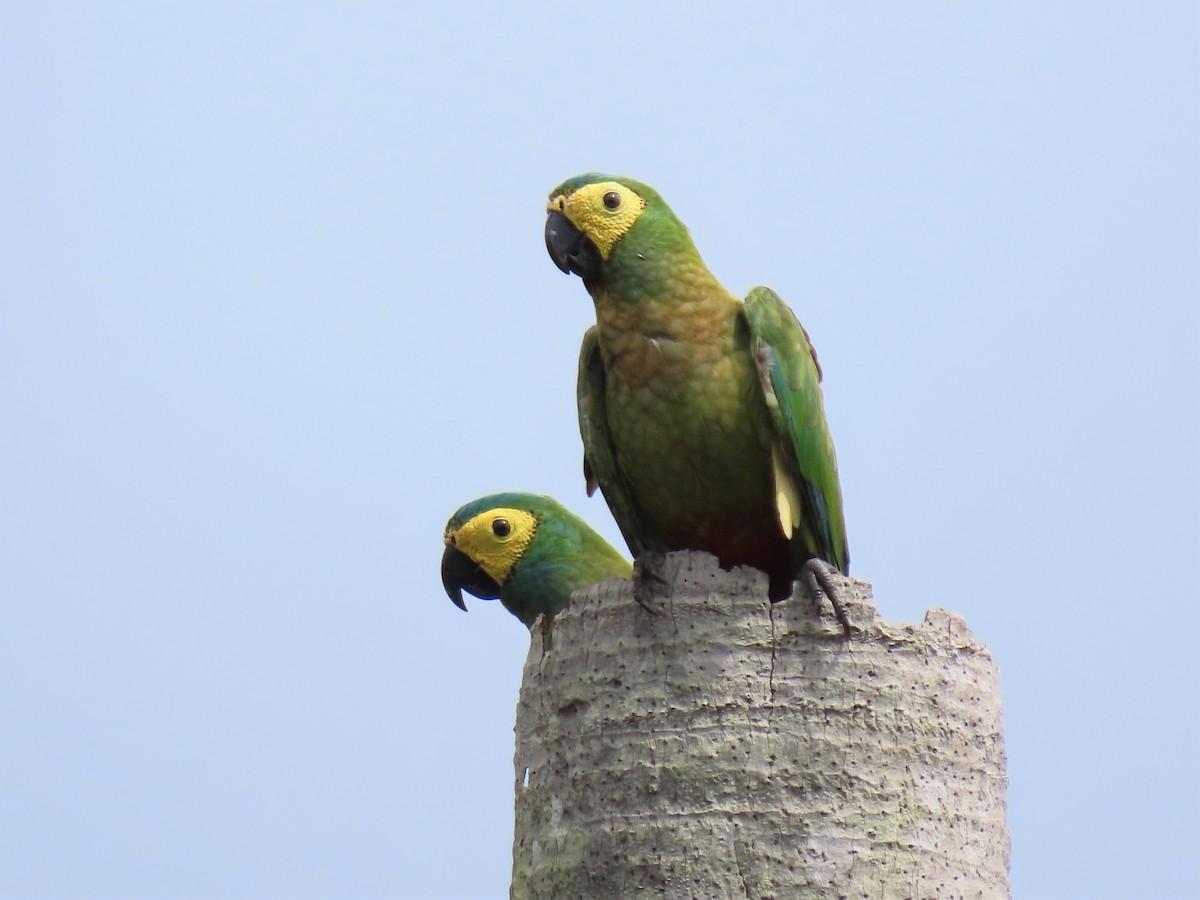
xmin=491 ymin=518 xmax=511 ymax=538
xmin=603 ymin=191 xmax=621 ymax=210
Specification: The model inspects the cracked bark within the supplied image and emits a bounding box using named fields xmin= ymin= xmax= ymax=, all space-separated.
xmin=511 ymin=551 xmax=1009 ymax=899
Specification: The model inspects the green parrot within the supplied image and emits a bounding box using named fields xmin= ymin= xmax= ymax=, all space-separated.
xmin=544 ymin=174 xmax=851 ymax=631
xmin=441 ymin=491 xmax=632 ymax=647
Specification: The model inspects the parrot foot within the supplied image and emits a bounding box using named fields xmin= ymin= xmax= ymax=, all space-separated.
xmin=631 ymin=552 xmax=669 ymax=616
xmin=803 ymin=557 xmax=852 ymax=637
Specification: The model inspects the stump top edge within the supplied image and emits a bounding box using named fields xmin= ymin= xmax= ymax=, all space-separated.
xmin=540 ymin=550 xmax=988 ymax=657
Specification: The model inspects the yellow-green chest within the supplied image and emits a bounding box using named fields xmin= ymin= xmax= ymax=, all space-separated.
xmin=594 ymin=287 xmax=777 ymax=550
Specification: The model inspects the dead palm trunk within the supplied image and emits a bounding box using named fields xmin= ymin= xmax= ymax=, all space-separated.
xmin=511 ymin=551 xmax=1009 ymax=899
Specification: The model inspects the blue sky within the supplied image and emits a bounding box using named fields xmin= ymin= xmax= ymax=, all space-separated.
xmin=2 ymin=2 xmax=1197 ymax=898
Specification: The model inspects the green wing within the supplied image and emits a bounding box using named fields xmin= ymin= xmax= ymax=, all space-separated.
xmin=744 ymin=287 xmax=849 ymax=574
xmin=577 ymin=326 xmax=652 ymax=558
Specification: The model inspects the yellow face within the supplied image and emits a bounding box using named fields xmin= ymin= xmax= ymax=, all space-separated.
xmin=443 ymin=507 xmax=538 ymax=586
xmin=547 ymin=181 xmax=646 ymax=259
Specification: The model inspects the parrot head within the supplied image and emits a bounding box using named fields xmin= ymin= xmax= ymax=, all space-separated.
xmin=441 ymin=492 xmax=633 ymax=644
xmin=441 ymin=497 xmax=539 ymax=613
xmin=545 ymin=173 xmax=685 ymax=284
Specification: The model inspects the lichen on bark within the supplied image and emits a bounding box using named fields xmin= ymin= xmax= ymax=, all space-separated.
xmin=512 ymin=551 xmax=1009 ymax=900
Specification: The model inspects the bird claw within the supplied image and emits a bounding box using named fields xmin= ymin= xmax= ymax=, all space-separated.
xmin=803 ymin=557 xmax=852 ymax=637
xmin=632 ymin=552 xmax=669 ymax=616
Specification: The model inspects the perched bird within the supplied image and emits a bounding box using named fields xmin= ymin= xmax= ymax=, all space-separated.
xmin=441 ymin=492 xmax=632 ymax=647
xmin=544 ymin=174 xmax=851 ymax=630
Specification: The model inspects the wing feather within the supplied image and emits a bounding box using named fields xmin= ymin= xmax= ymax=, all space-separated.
xmin=577 ymin=327 xmax=650 ymax=558
xmin=744 ymin=287 xmax=849 ymax=573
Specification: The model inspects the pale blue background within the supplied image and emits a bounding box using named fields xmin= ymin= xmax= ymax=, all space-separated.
xmin=2 ymin=2 xmax=1197 ymax=898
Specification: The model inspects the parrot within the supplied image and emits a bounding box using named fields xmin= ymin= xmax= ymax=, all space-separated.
xmin=543 ymin=173 xmax=852 ymax=632
xmin=440 ymin=491 xmax=632 ymax=648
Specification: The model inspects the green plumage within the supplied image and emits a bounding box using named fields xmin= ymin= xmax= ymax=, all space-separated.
xmin=547 ymin=174 xmax=849 ymax=603
xmin=441 ymin=492 xmax=631 ymax=643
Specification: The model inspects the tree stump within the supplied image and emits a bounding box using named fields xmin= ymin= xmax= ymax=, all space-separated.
xmin=511 ymin=551 xmax=1009 ymax=899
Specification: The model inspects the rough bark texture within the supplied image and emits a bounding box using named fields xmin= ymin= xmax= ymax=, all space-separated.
xmin=511 ymin=551 xmax=1009 ymax=899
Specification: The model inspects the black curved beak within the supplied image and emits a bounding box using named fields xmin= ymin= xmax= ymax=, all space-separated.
xmin=545 ymin=210 xmax=604 ymax=280
xmin=441 ymin=544 xmax=502 ymax=612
